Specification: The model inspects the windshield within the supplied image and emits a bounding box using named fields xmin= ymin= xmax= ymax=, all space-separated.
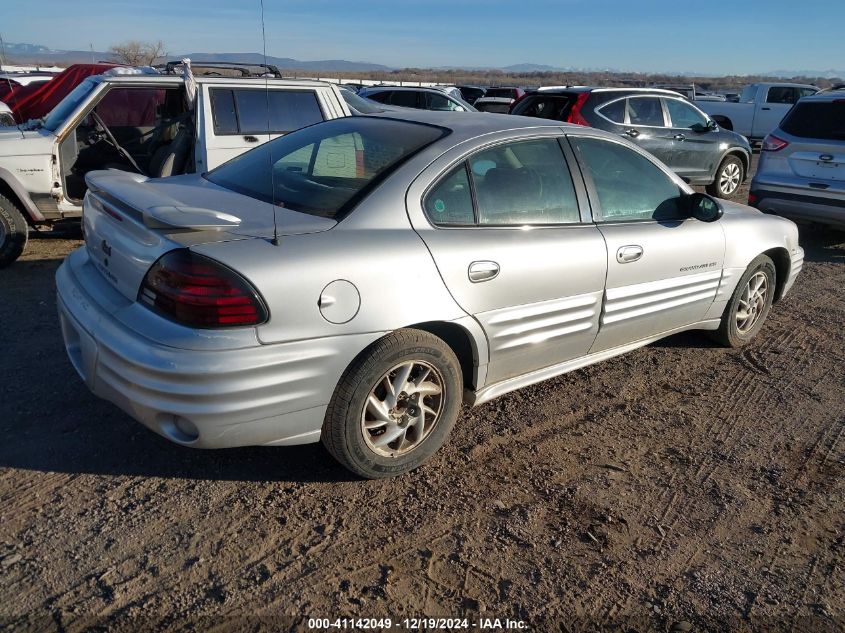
xmin=739 ymin=85 xmax=758 ymax=103
xmin=340 ymin=89 xmax=386 ymax=114
xmin=206 ymin=117 xmax=448 ymax=220
xmin=42 ymin=78 xmax=100 ymax=131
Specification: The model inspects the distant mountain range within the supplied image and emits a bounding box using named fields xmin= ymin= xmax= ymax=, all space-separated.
xmin=0 ymin=42 xmax=390 ymax=72
xmin=1 ymin=42 xmax=843 ymax=78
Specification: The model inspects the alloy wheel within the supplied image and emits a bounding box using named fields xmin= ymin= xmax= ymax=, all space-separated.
xmin=736 ymin=271 xmax=768 ymax=333
xmin=719 ymin=162 xmax=742 ymax=195
xmin=361 ymin=360 xmax=445 ymax=457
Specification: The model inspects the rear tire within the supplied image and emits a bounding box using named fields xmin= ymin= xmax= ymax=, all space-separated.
xmin=0 ymin=194 xmax=29 ymax=267
xmin=322 ymin=329 xmax=462 ymax=479
xmin=707 ymin=155 xmax=744 ymax=199
xmin=712 ymin=255 xmax=776 ymax=348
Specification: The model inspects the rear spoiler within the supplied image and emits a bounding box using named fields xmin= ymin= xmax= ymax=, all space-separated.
xmin=85 ymin=170 xmax=241 ymax=230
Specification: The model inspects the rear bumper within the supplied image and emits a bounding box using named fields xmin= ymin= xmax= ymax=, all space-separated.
xmin=750 ymin=183 xmax=845 ymax=229
xmin=56 ymin=248 xmax=382 ymax=449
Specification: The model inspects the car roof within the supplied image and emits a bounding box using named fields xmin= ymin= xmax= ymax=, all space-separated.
xmin=361 ymin=86 xmax=449 ymax=93
xmin=89 ymin=74 xmax=333 ymax=88
xmin=798 ymin=88 xmax=845 ymax=102
xmin=362 ymin=109 xmax=595 ymax=143
xmin=533 ymin=86 xmax=687 ymax=97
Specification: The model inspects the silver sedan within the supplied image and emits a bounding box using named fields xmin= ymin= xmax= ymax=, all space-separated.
xmin=57 ymin=111 xmax=804 ymax=478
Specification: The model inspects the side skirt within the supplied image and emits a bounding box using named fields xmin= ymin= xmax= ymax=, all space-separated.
xmin=465 ymin=319 xmax=721 ymax=407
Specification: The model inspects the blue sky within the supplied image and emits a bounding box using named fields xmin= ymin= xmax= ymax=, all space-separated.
xmin=4 ymin=0 xmax=842 ymax=74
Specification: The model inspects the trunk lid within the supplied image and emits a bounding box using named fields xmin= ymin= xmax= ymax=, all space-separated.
xmin=82 ymin=170 xmax=336 ymax=301
xmin=785 ymin=141 xmax=845 ymax=182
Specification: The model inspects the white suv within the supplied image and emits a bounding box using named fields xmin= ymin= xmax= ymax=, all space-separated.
xmin=0 ymin=72 xmax=351 ymax=266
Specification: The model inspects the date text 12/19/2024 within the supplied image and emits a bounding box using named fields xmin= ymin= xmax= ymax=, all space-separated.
xmin=307 ymin=618 xmax=529 ymax=630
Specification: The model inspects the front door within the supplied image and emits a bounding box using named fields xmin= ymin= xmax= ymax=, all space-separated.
xmin=663 ymin=97 xmax=721 ymax=180
xmin=568 ymin=135 xmax=726 ymax=352
xmin=408 ymin=135 xmax=608 ymax=386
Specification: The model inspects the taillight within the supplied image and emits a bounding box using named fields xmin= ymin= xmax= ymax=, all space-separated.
xmin=748 ymin=192 xmax=758 ymax=206
xmin=566 ymin=93 xmax=592 ymax=126
xmin=762 ymin=134 xmax=789 ymax=151
xmin=138 ymin=250 xmax=268 ymax=328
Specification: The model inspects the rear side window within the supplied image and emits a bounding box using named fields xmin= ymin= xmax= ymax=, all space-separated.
xmin=780 ymin=101 xmax=845 ymax=140
xmin=511 ymin=95 xmax=575 ymax=120
xmin=572 ymin=137 xmax=683 ymax=222
xmin=210 ymin=88 xmax=324 ymax=135
xmin=424 ymin=164 xmax=475 ymax=225
xmin=627 ymin=97 xmax=665 ymax=127
xmin=598 ymin=99 xmax=625 ymax=124
xmin=424 ymin=139 xmax=580 ymax=226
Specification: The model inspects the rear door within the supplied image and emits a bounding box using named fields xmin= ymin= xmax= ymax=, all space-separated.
xmin=569 ymin=134 xmax=725 ymax=352
xmin=407 ymin=133 xmax=607 ymax=386
xmin=622 ymin=96 xmax=676 ymax=168
xmin=202 ymin=86 xmax=325 ymax=169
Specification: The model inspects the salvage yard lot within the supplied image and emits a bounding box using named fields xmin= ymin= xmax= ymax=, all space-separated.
xmin=1 ymin=158 xmax=844 ymax=630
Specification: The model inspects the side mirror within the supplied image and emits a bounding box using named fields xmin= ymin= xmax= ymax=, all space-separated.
xmin=454 ymin=105 xmax=466 ymax=112
xmin=707 ymin=119 xmax=718 ymax=131
xmin=689 ymin=192 xmax=723 ymax=222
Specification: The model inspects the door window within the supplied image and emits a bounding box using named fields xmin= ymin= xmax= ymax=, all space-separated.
xmin=210 ymin=88 xmax=324 ymax=135
xmin=664 ymin=99 xmax=708 ymax=129
xmin=426 ymin=92 xmax=461 ymax=111
xmin=627 ymin=97 xmax=665 ymax=127
xmin=766 ymin=86 xmax=798 ymax=104
xmin=424 ymin=164 xmax=475 ymax=225
xmin=389 ymin=91 xmax=420 ymax=108
xmin=572 ymin=137 xmax=684 ymax=222
xmin=470 ymin=139 xmax=580 ymax=225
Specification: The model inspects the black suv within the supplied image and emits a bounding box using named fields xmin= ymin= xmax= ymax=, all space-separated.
xmin=511 ymin=88 xmax=752 ymax=198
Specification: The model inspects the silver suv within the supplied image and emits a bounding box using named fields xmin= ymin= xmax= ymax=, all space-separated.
xmin=750 ymin=88 xmax=845 ymax=229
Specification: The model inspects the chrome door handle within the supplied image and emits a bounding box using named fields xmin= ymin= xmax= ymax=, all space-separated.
xmin=674 ymin=133 xmax=686 ymax=141
xmin=468 ymin=261 xmax=500 ymax=282
xmin=244 ymin=135 xmax=260 ymax=142
xmin=616 ymin=245 xmax=643 ymax=264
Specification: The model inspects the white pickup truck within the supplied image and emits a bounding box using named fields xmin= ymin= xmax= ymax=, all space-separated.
xmin=697 ymin=82 xmax=817 ymax=143
xmin=0 ymin=73 xmax=351 ymax=266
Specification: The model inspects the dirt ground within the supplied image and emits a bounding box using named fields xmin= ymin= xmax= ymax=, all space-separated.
xmin=1 ymin=158 xmax=844 ymax=632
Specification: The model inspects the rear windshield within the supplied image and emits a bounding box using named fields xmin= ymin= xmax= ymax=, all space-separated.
xmin=511 ymin=94 xmax=576 ymax=120
xmin=780 ymin=101 xmax=845 ymax=140
xmin=206 ymin=117 xmax=447 ymax=220
xmin=485 ymin=88 xmax=515 ymax=99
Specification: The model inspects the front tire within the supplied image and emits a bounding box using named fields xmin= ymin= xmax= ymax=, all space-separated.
xmin=0 ymin=194 xmax=29 ymax=267
xmin=712 ymin=254 xmax=776 ymax=348
xmin=322 ymin=329 xmax=463 ymax=479
xmin=707 ymin=155 xmax=744 ymax=199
